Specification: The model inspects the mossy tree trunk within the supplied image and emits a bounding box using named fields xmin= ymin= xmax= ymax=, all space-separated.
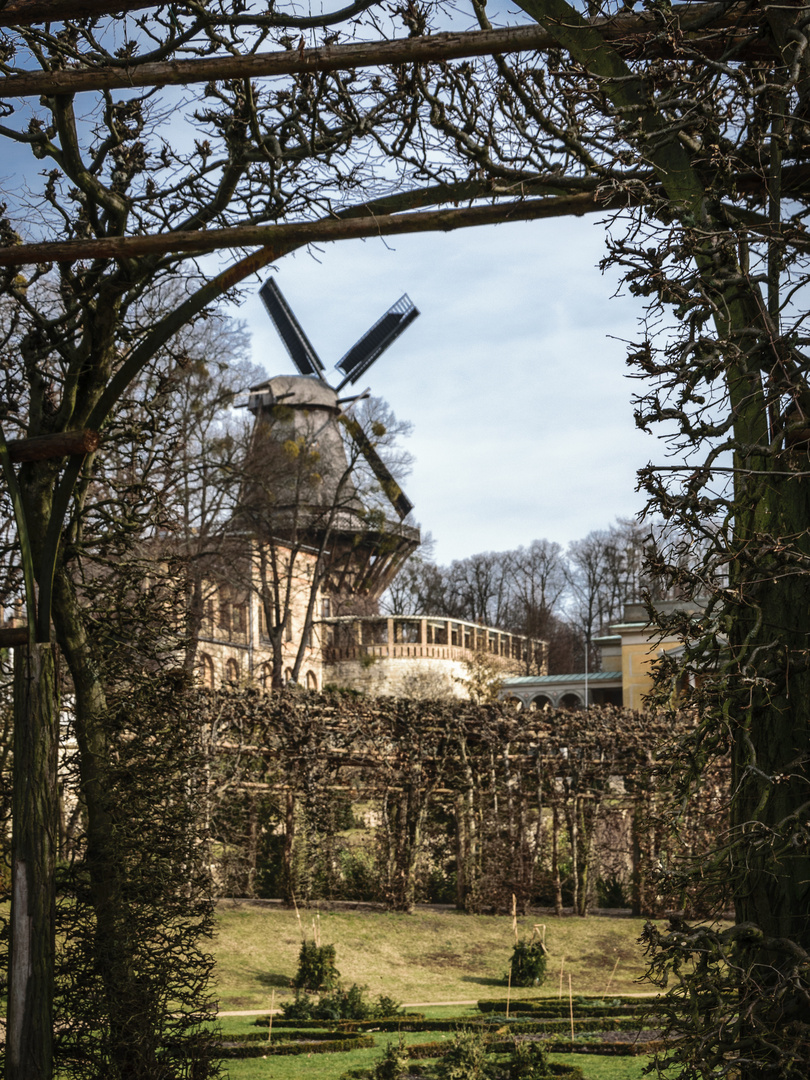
xmin=6 ymin=643 xmax=58 ymax=1080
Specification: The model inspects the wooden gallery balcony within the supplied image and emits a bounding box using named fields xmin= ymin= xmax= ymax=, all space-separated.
xmin=321 ymin=615 xmax=547 ymax=673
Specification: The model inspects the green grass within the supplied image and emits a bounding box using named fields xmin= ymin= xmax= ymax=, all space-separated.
xmin=213 ymin=903 xmax=656 ymax=1012
xmin=211 ymin=905 xmax=670 ymax=1079
xmin=219 ymin=1042 xmax=659 ymax=1080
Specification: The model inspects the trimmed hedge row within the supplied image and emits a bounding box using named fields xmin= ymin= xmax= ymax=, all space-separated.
xmin=216 ymin=1032 xmax=375 ymax=1059
xmin=256 ymin=1015 xmax=650 ymax=1035
xmin=403 ymin=1036 xmax=664 ymax=1060
xmin=543 ymin=1039 xmax=667 ymax=1057
xmin=477 ymin=997 xmax=645 ymax=1017
xmin=254 ymin=1013 xmax=425 ymax=1031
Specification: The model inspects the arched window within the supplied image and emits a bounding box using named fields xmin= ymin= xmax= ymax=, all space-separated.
xmin=225 ymin=658 xmax=240 ymax=684
xmin=530 ymin=694 xmax=553 ymax=711
xmin=260 ymin=663 xmax=272 ymax=692
xmin=559 ymin=692 xmax=584 ymax=711
xmin=284 ymin=667 xmax=294 ymax=685
xmin=305 ymin=670 xmax=318 ymax=691
xmin=199 ymin=653 xmax=215 ymax=689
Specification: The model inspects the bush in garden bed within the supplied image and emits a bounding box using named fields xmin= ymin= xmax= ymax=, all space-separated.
xmin=386 ymin=1031 xmax=588 ymax=1079
xmin=280 ymin=983 xmax=403 ymax=1022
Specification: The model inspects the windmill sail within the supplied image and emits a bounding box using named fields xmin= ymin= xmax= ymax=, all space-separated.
xmin=259 ymin=278 xmax=325 ymax=377
xmin=336 ymin=295 xmax=419 ymax=389
xmin=343 ymin=417 xmax=413 ymax=520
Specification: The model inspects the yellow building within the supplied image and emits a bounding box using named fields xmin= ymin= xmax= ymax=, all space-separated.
xmin=595 ymin=600 xmax=698 ymax=709
xmin=502 ymin=600 xmax=699 ymax=711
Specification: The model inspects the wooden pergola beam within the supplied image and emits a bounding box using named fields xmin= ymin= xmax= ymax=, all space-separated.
xmin=0 ymin=626 xmax=29 ymax=647
xmin=0 ymin=5 xmax=766 ymax=98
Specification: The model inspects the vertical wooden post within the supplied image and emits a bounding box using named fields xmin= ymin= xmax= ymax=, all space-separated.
xmin=7 ymin=642 xmax=58 ymax=1080
xmin=568 ymin=973 xmax=574 ymax=1043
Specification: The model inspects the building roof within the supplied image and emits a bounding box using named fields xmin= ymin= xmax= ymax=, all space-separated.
xmin=503 ymin=671 xmax=621 ymax=686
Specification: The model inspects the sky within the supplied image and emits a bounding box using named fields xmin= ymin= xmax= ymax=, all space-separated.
xmin=232 ymin=214 xmax=655 ymax=565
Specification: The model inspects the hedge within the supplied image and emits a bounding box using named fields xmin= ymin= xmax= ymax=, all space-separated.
xmin=216 ymin=1033 xmax=375 ymax=1059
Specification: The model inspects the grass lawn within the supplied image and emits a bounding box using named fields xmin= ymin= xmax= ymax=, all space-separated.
xmin=213 ymin=902 xmax=656 ymax=1012
xmin=219 ymin=1039 xmax=658 ymax=1080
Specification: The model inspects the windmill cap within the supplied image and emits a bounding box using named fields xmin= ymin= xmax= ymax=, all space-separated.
xmin=248 ymin=374 xmax=339 ymax=414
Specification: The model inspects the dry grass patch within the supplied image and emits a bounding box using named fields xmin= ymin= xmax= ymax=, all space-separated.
xmin=213 ymin=903 xmax=655 ymax=1011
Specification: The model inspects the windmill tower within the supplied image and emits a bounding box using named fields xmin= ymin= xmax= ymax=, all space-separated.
xmin=243 ymin=278 xmax=421 ymax=606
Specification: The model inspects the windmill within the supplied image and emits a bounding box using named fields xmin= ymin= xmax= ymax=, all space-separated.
xmin=243 ymin=277 xmax=421 ymax=600
xmin=254 ymin=276 xmax=419 ymax=520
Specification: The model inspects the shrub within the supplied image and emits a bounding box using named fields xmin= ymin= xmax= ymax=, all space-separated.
xmin=508 ymin=940 xmax=548 ymax=987
xmin=436 ymin=1029 xmax=490 ymax=1080
xmin=340 ymin=850 xmax=380 ymax=902
xmin=596 ymin=873 xmax=629 ymax=908
xmin=280 ymin=983 xmax=402 ymax=1022
xmin=373 ymin=1037 xmax=411 ymax=1080
xmin=294 ymin=940 xmax=339 ymax=991
xmin=502 ymin=1039 xmax=551 ymax=1079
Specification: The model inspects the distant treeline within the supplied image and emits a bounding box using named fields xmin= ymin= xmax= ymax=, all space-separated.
xmin=383 ymin=519 xmax=693 ymax=674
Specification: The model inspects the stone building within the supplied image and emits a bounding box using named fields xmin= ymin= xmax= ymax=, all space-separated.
xmin=500 ymin=599 xmax=699 ymax=710
xmin=192 ymin=373 xmax=547 ymax=696
xmin=195 ymin=583 xmax=546 ymax=696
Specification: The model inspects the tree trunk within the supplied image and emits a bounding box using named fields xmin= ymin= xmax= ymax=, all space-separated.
xmin=282 ymin=790 xmax=297 ymax=903
xmin=7 ymin=642 xmax=58 ymax=1080
xmin=551 ymin=804 xmax=563 ymax=917
xmin=454 ymin=794 xmax=467 ymax=910
xmin=729 ymin=477 xmax=810 ymax=945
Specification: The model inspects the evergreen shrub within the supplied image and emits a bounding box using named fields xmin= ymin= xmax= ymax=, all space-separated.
xmin=294 ymin=940 xmax=339 ymax=991
xmin=508 ymin=941 xmax=548 ymax=987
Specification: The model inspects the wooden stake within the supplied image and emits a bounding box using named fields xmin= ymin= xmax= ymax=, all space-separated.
xmin=506 ymin=965 xmax=512 ymax=1020
xmin=558 ymin=957 xmax=565 ymax=999
xmin=568 ymin=973 xmax=574 ymax=1043
xmin=267 ymin=989 xmax=275 ymax=1044
xmin=512 ymin=893 xmax=518 ymax=945
xmin=605 ymin=957 xmax=620 ymax=995
xmin=292 ymin=894 xmax=304 ymax=941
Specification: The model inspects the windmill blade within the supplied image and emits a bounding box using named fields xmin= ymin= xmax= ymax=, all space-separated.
xmin=259 ymin=278 xmax=326 ymax=377
xmin=342 ymin=415 xmax=413 ymax=520
xmin=336 ymin=295 xmax=419 ymax=389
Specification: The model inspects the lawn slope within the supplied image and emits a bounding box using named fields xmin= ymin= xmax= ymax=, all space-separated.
xmin=213 ymin=903 xmax=654 ymax=1011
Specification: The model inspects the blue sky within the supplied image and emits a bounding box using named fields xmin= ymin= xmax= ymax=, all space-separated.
xmin=232 ymin=214 xmax=654 ymax=564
